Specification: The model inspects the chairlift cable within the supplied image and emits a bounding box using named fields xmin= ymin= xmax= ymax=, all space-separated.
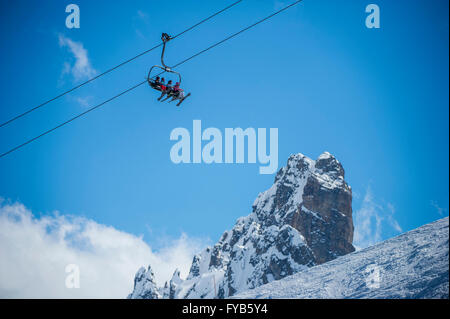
xmin=0 ymin=0 xmax=243 ymax=128
xmin=0 ymin=0 xmax=303 ymax=159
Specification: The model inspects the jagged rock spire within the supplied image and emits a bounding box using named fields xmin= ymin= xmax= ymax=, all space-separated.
xmin=127 ymin=265 xmax=160 ymax=299
xmin=129 ymin=152 xmax=355 ymax=299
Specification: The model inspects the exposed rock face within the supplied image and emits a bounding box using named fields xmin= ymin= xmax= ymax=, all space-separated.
xmin=287 ymin=152 xmax=354 ymax=264
xmin=128 ymin=152 xmax=355 ymax=299
xmin=128 ymin=266 xmax=160 ymax=299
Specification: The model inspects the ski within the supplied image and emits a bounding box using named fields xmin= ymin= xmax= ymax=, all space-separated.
xmin=176 ymin=93 xmax=191 ymax=107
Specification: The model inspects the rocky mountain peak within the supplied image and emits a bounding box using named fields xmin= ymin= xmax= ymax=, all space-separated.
xmin=128 ymin=265 xmax=160 ymax=299
xmin=129 ymin=152 xmax=355 ymax=299
xmin=315 ymin=151 xmax=345 ymax=178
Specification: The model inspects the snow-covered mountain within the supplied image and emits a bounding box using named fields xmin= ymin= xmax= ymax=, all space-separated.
xmin=129 ymin=152 xmax=356 ymax=299
xmin=234 ymin=217 xmax=449 ymax=299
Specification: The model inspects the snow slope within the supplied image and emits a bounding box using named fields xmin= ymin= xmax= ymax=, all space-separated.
xmin=234 ymin=217 xmax=449 ymax=299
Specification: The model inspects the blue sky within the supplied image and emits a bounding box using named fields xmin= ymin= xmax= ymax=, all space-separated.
xmin=0 ymin=0 xmax=448 ymax=266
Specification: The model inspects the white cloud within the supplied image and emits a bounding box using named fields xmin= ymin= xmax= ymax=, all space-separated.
xmin=75 ymin=96 xmax=93 ymax=108
xmin=0 ymin=201 xmax=207 ymax=298
xmin=386 ymin=203 xmax=402 ymax=232
xmin=135 ymin=29 xmax=146 ymax=39
xmin=58 ymin=34 xmax=96 ymax=82
xmin=274 ymin=1 xmax=288 ymax=10
xmin=134 ymin=10 xmax=150 ymax=39
xmin=353 ymin=186 xmax=402 ymax=250
xmin=137 ymin=10 xmax=149 ymax=21
xmin=430 ymin=200 xmax=447 ymax=216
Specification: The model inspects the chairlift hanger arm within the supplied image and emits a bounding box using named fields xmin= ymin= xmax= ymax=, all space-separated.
xmin=161 ymin=33 xmax=173 ymax=71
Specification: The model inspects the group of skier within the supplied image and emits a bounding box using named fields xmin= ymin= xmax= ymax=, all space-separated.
xmin=151 ymin=76 xmax=185 ymax=103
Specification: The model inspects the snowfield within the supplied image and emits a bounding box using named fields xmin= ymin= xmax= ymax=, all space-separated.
xmin=234 ymin=217 xmax=449 ymax=299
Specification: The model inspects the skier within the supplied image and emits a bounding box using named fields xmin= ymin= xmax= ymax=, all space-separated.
xmin=160 ymin=77 xmax=166 ymax=91
xmin=172 ymin=82 xmax=184 ymax=99
xmin=158 ymin=80 xmax=173 ymax=101
xmin=162 ymin=82 xmax=191 ymax=106
xmin=150 ymin=76 xmax=162 ymax=90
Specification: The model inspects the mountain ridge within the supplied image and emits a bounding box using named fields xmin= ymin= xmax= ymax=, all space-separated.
xmin=129 ymin=151 xmax=356 ymax=299
xmin=234 ymin=216 xmax=449 ymax=299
